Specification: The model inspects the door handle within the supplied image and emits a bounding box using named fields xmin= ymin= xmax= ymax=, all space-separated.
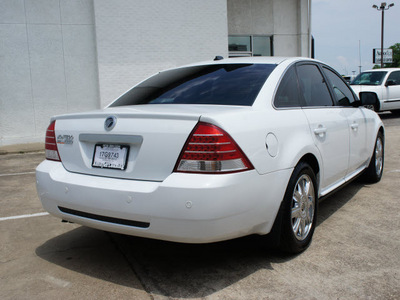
xmin=314 ymin=126 xmax=327 ymax=137
xmin=350 ymin=123 xmax=359 ymax=131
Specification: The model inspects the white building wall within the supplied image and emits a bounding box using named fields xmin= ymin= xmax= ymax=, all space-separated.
xmin=273 ymin=0 xmax=299 ymax=56
xmin=298 ymin=0 xmax=312 ymax=57
xmin=227 ymin=0 xmax=274 ymax=34
xmin=0 ymin=0 xmax=310 ymax=147
xmin=0 ymin=0 xmax=99 ymax=146
xmin=94 ymin=0 xmax=228 ymax=107
xmin=227 ymin=0 xmax=311 ymax=57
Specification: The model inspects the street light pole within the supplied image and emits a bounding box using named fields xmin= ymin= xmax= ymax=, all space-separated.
xmin=381 ymin=5 xmax=384 ymax=68
xmin=373 ymin=2 xmax=394 ymax=68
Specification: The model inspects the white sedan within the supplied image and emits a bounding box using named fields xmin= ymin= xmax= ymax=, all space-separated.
xmin=36 ymin=57 xmax=384 ymax=253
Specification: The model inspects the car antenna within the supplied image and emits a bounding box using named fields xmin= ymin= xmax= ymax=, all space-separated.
xmin=214 ymin=56 xmax=224 ymax=61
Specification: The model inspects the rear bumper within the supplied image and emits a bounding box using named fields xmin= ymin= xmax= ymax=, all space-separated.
xmin=36 ymin=160 xmax=292 ymax=243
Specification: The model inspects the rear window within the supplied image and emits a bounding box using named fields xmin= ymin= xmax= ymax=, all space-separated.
xmin=110 ymin=64 xmax=276 ymax=107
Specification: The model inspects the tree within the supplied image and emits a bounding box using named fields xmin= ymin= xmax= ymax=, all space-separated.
xmin=387 ymin=43 xmax=400 ymax=68
xmin=373 ymin=43 xmax=400 ymax=69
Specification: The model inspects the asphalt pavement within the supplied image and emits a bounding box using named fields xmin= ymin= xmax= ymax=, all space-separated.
xmin=1 ymin=113 xmax=399 ymax=299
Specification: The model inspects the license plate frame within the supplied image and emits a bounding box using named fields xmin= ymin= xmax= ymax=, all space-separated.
xmin=92 ymin=144 xmax=129 ymax=170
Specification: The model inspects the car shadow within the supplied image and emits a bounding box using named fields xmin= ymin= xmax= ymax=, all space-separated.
xmin=35 ymin=226 xmax=146 ymax=290
xmin=379 ymin=111 xmax=400 ymax=120
xmin=317 ymin=179 xmax=364 ymax=226
xmin=36 ymin=225 xmax=282 ymax=296
xmin=36 ymin=181 xmax=366 ymax=298
xmin=110 ymin=231 xmax=311 ymax=298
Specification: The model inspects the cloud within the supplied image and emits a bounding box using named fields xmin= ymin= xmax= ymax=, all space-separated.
xmin=337 ymin=56 xmax=348 ymax=67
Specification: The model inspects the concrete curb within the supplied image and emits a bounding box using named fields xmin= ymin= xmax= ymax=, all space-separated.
xmin=0 ymin=143 xmax=44 ymax=155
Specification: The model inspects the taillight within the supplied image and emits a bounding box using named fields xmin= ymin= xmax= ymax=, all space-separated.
xmin=45 ymin=121 xmax=61 ymax=161
xmin=174 ymin=122 xmax=254 ymax=174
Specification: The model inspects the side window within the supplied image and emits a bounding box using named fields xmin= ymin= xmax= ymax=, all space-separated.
xmin=274 ymin=66 xmax=300 ymax=108
xmin=387 ymin=71 xmax=400 ymax=85
xmin=323 ymin=67 xmax=356 ymax=106
xmin=296 ymin=64 xmax=333 ymax=107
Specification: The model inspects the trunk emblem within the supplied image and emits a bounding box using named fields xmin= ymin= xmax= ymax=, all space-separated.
xmin=57 ymin=135 xmax=74 ymax=145
xmin=105 ymin=116 xmax=117 ymax=131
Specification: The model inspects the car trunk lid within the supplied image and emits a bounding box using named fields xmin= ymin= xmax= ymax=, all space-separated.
xmin=53 ymin=105 xmax=204 ymax=181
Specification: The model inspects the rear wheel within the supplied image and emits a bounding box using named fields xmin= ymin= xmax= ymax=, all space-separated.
xmin=362 ymin=131 xmax=384 ymax=183
xmin=278 ymin=162 xmax=318 ymax=254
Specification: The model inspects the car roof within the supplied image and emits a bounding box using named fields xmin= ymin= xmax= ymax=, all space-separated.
xmin=172 ymin=56 xmax=321 ymax=69
xmin=362 ymin=68 xmax=400 ymax=73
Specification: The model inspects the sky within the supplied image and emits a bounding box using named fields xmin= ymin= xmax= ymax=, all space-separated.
xmin=312 ymin=0 xmax=399 ymax=75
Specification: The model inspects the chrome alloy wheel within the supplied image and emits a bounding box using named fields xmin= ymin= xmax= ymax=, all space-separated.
xmin=375 ymin=137 xmax=383 ymax=177
xmin=291 ymin=174 xmax=315 ymax=241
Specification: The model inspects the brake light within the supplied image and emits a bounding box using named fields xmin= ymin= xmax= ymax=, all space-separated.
xmin=45 ymin=121 xmax=61 ymax=162
xmin=175 ymin=122 xmax=254 ymax=174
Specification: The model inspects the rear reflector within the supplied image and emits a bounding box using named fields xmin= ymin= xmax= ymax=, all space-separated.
xmin=174 ymin=122 xmax=254 ymax=174
xmin=45 ymin=121 xmax=60 ymax=162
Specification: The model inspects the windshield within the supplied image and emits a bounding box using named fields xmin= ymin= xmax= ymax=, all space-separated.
xmin=351 ymin=71 xmax=387 ymax=86
xmin=110 ymin=64 xmax=276 ymax=107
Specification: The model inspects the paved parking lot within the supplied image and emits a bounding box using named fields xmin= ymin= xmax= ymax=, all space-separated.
xmin=1 ymin=113 xmax=399 ymax=300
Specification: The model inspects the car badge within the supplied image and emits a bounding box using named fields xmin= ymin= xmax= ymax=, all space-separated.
xmin=105 ymin=116 xmax=117 ymax=131
xmin=57 ymin=135 xmax=74 ymax=145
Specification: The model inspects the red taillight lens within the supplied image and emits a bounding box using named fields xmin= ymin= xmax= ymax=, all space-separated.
xmin=45 ymin=121 xmax=60 ymax=161
xmin=175 ymin=122 xmax=254 ymax=174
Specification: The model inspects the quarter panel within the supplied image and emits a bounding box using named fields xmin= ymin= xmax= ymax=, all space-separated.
xmin=200 ymin=108 xmax=319 ymax=176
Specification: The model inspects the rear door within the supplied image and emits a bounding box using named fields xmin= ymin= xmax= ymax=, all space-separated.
xmin=296 ymin=63 xmax=350 ymax=193
xmin=322 ymin=66 xmax=369 ymax=178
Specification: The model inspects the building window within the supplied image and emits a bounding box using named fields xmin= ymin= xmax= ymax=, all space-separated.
xmin=228 ymin=35 xmax=273 ymax=57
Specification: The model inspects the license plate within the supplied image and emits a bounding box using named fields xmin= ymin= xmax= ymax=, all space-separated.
xmin=92 ymin=144 xmax=129 ymax=170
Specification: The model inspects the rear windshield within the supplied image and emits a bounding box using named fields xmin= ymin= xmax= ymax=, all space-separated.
xmin=110 ymin=64 xmax=276 ymax=107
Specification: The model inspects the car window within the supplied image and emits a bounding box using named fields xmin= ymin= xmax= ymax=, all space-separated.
xmin=351 ymin=71 xmax=387 ymax=85
xmin=387 ymin=71 xmax=400 ymax=85
xmin=296 ymin=64 xmax=333 ymax=107
xmin=110 ymin=64 xmax=276 ymax=107
xmin=323 ymin=67 xmax=356 ymax=106
xmin=274 ymin=66 xmax=301 ymax=108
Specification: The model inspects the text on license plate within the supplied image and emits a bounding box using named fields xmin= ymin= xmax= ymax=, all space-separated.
xmin=92 ymin=144 xmax=129 ymax=170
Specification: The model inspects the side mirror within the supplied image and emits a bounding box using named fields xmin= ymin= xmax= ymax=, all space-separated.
xmin=385 ymin=80 xmax=396 ymax=87
xmin=359 ymin=92 xmax=377 ymax=105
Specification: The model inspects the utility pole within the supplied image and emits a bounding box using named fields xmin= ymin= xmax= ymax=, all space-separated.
xmin=372 ymin=2 xmax=394 ymax=68
xmin=358 ymin=40 xmax=362 ymax=74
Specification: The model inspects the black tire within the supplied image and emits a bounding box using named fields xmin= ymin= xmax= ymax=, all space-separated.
xmin=362 ymin=131 xmax=384 ymax=183
xmin=278 ymin=162 xmax=318 ymax=254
